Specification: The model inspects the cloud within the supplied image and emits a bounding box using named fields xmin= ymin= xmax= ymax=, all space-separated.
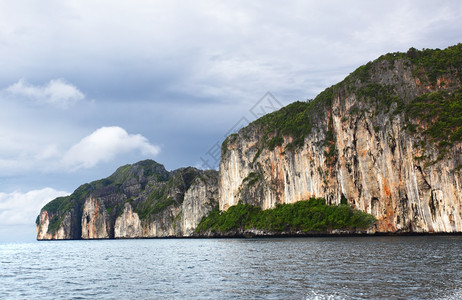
xmin=4 ymin=79 xmax=85 ymax=108
xmin=62 ymin=126 xmax=161 ymax=170
xmin=0 ymin=123 xmax=160 ymax=175
xmin=0 ymin=188 xmax=68 ymax=226
xmin=0 ymin=1 xmax=461 ymax=242
xmin=1 ymin=2 xmax=461 ymax=107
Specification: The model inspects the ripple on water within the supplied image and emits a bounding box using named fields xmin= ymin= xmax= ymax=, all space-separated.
xmin=0 ymin=237 xmax=462 ymax=299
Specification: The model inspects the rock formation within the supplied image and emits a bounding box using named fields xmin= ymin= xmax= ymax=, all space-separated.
xmin=219 ymin=45 xmax=462 ymax=233
xmin=36 ymin=160 xmax=218 ymax=239
xmin=37 ymin=45 xmax=462 ymax=239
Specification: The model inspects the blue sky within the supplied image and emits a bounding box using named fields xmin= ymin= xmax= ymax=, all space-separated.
xmin=1 ymin=0 xmax=461 ymax=242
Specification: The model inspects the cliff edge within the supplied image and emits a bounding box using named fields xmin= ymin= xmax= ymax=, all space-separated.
xmin=219 ymin=44 xmax=462 ymax=233
xmin=37 ymin=45 xmax=462 ymax=239
xmin=36 ymin=160 xmax=218 ymax=239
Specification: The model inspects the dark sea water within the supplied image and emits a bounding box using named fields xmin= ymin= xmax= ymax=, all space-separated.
xmin=1 ymin=236 xmax=462 ymax=299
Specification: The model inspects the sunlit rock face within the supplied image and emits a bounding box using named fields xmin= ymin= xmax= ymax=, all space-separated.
xmin=114 ymin=204 xmax=142 ymax=238
xmin=112 ymin=173 xmax=218 ymax=238
xmin=81 ymin=197 xmax=110 ymax=239
xmin=36 ymin=46 xmax=462 ymax=239
xmin=219 ymin=54 xmax=462 ymax=233
xmin=179 ymin=175 xmax=219 ymax=236
xmin=36 ymin=210 xmax=73 ymax=240
xmin=37 ymin=160 xmax=219 ymax=240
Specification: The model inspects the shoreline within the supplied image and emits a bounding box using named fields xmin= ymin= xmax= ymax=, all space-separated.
xmin=37 ymin=231 xmax=462 ymax=241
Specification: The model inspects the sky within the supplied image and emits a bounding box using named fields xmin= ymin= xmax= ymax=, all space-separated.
xmin=1 ymin=0 xmax=461 ymax=242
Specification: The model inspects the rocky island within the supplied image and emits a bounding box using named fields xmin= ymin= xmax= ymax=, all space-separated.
xmin=37 ymin=44 xmax=462 ymax=240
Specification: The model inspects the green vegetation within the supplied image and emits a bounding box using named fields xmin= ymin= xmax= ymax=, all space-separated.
xmin=246 ymin=87 xmax=334 ymax=154
xmin=403 ymin=88 xmax=462 ymax=157
xmin=108 ymin=164 xmax=132 ymax=185
xmin=135 ymin=184 xmax=173 ymax=219
xmin=39 ymin=196 xmax=73 ymax=234
xmin=134 ymin=167 xmax=201 ymax=220
xmin=406 ymin=44 xmax=462 ymax=84
xmin=222 ymin=133 xmax=238 ymax=156
xmin=39 ymin=183 xmax=94 ymax=234
xmin=46 ymin=215 xmax=62 ymax=234
xmin=242 ymin=171 xmax=262 ymax=186
xmin=221 ymin=45 xmax=462 ymax=164
xmin=255 ymin=101 xmax=312 ymax=150
xmin=41 ymin=196 xmax=72 ymax=216
xmin=107 ymin=160 xmax=169 ymax=185
xmin=371 ymin=44 xmax=462 ymax=85
xmin=346 ymin=45 xmax=462 ymax=162
xmin=324 ymin=116 xmax=337 ymax=167
xmin=356 ymin=83 xmax=400 ymax=113
xmin=345 ymin=44 xmax=462 ymax=97
xmin=267 ymin=136 xmax=284 ymax=151
xmin=139 ymin=160 xmax=169 ymax=180
xmin=38 ymin=160 xmax=208 ymax=234
xmin=39 ymin=159 xmax=175 ymax=233
xmin=195 ymin=198 xmax=376 ymax=234
xmin=41 ymin=183 xmax=92 ymax=216
xmin=38 ymin=45 xmax=462 ymax=237
xmin=348 ymin=61 xmax=374 ymax=83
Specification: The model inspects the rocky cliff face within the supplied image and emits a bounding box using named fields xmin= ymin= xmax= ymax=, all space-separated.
xmin=179 ymin=176 xmax=219 ymax=236
xmin=114 ymin=204 xmax=142 ymax=238
xmin=219 ymin=45 xmax=462 ymax=233
xmin=37 ymin=45 xmax=462 ymax=239
xmin=36 ymin=210 xmax=73 ymax=240
xmin=36 ymin=160 xmax=218 ymax=240
xmin=81 ymin=197 xmax=110 ymax=239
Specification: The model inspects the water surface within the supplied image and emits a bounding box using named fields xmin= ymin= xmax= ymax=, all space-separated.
xmin=1 ymin=236 xmax=461 ymax=299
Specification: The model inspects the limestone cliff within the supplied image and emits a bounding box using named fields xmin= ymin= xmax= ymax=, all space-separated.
xmin=37 ymin=45 xmax=462 ymax=239
xmin=114 ymin=204 xmax=142 ymax=238
xmin=36 ymin=160 xmax=218 ymax=240
xmin=36 ymin=210 xmax=73 ymax=240
xmin=179 ymin=175 xmax=219 ymax=236
xmin=219 ymin=45 xmax=462 ymax=233
xmin=81 ymin=197 xmax=110 ymax=239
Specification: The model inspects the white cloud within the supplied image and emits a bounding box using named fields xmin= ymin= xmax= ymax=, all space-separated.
xmin=0 ymin=0 xmax=461 ymax=242
xmin=62 ymin=126 xmax=161 ymax=170
xmin=0 ymin=188 xmax=68 ymax=226
xmin=4 ymin=79 xmax=85 ymax=108
xmin=35 ymin=144 xmax=60 ymax=161
xmin=0 ymin=124 xmax=160 ymax=175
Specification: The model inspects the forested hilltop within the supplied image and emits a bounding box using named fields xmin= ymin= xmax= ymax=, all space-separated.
xmin=37 ymin=160 xmax=218 ymax=239
xmin=218 ymin=44 xmax=462 ymax=233
xmin=37 ymin=44 xmax=462 ymax=239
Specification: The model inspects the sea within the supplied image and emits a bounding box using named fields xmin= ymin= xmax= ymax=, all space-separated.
xmin=1 ymin=236 xmax=462 ymax=299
